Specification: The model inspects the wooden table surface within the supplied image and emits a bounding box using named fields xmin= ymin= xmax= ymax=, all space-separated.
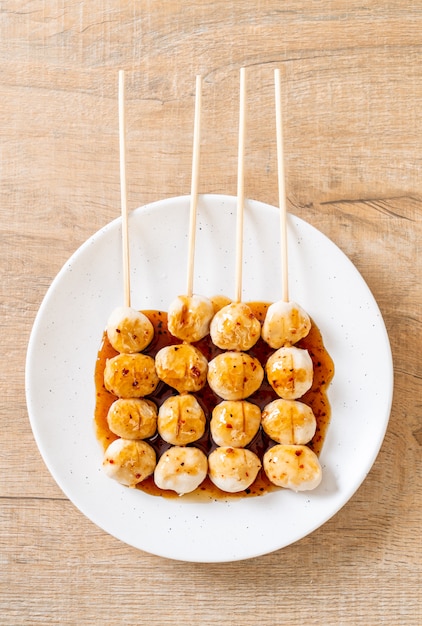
xmin=1 ymin=2 xmax=421 ymax=624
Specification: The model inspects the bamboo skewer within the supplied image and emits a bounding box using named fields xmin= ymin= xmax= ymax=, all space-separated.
xmin=186 ymin=75 xmax=203 ymax=298
xmin=204 ymin=67 xmax=262 ymax=352
xmin=274 ymin=68 xmax=289 ymax=303
xmin=235 ymin=67 xmax=246 ymax=303
xmin=105 ymin=71 xmax=155 ymax=356
xmin=166 ymin=75 xmax=216 ymax=345
xmin=118 ymin=69 xmax=131 ymax=308
xmin=260 ymin=70 xmax=312 ymax=351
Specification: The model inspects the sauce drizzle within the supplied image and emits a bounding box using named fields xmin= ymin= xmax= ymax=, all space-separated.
xmin=94 ymin=302 xmax=334 ymax=500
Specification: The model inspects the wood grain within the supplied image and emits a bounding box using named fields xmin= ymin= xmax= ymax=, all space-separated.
xmin=1 ymin=2 xmax=421 ymax=624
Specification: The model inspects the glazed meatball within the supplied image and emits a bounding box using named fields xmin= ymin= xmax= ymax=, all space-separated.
xmin=265 ymin=346 xmax=313 ymax=400
xmin=263 ymin=444 xmax=322 ymax=491
xmin=207 ymin=351 xmax=264 ymax=401
xmin=261 ymin=398 xmax=316 ymax=445
xmin=210 ymin=400 xmax=261 ymax=447
xmin=155 ymin=343 xmax=208 ymax=393
xmin=102 ymin=438 xmax=156 ymax=487
xmin=167 ymin=294 xmax=214 ymax=342
xmin=154 ymin=446 xmax=208 ymax=495
xmin=106 ymin=398 xmax=157 ymax=440
xmin=261 ymin=300 xmax=311 ymax=348
xmin=210 ymin=302 xmax=261 ymax=351
xmin=106 ymin=306 xmax=154 ymax=353
xmin=157 ymin=394 xmax=206 ymax=445
xmin=208 ymin=446 xmax=262 ymax=493
xmin=104 ymin=353 xmax=159 ymax=398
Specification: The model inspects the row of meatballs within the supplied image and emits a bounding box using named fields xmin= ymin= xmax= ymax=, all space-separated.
xmin=103 ymin=393 xmax=321 ymax=494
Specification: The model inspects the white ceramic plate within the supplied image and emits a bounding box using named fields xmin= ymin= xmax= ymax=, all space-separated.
xmin=25 ymin=194 xmax=393 ymax=562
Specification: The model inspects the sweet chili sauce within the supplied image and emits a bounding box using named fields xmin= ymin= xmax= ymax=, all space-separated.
xmin=94 ymin=302 xmax=334 ymax=499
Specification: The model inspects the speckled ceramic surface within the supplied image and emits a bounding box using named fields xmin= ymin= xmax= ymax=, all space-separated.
xmin=25 ymin=194 xmax=393 ymax=562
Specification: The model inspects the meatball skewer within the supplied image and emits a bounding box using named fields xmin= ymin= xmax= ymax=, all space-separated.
xmin=260 ymin=73 xmax=320 ymax=493
xmin=101 ymin=73 xmax=159 ymax=489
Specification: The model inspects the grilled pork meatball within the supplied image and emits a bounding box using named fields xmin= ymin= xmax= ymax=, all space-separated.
xmin=210 ymin=302 xmax=261 ymax=351
xmin=207 ymin=351 xmax=264 ymax=401
xmin=103 ymin=438 xmax=156 ymax=487
xmin=210 ymin=400 xmax=261 ymax=447
xmin=167 ymin=294 xmax=214 ymax=343
xmin=104 ymin=353 xmax=159 ymax=398
xmin=263 ymin=444 xmax=322 ymax=491
xmin=154 ymin=446 xmax=208 ymax=495
xmin=261 ymin=398 xmax=316 ymax=445
xmin=265 ymin=346 xmax=313 ymax=400
xmin=155 ymin=343 xmax=208 ymax=393
xmin=106 ymin=398 xmax=157 ymax=440
xmin=157 ymin=394 xmax=206 ymax=445
xmin=261 ymin=300 xmax=311 ymax=349
xmin=106 ymin=306 xmax=154 ymax=353
xmin=208 ymin=446 xmax=262 ymax=493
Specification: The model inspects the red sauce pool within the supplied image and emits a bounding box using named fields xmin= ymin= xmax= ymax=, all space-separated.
xmin=94 ymin=302 xmax=334 ymax=499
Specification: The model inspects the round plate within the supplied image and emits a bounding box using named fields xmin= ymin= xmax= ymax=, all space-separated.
xmin=25 ymin=194 xmax=393 ymax=562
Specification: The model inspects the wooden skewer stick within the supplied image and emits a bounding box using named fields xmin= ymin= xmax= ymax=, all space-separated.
xmin=235 ymin=67 xmax=246 ymax=303
xmin=186 ymin=75 xmax=203 ymax=297
xmin=274 ymin=68 xmax=289 ymax=303
xmin=119 ymin=69 xmax=131 ymax=308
